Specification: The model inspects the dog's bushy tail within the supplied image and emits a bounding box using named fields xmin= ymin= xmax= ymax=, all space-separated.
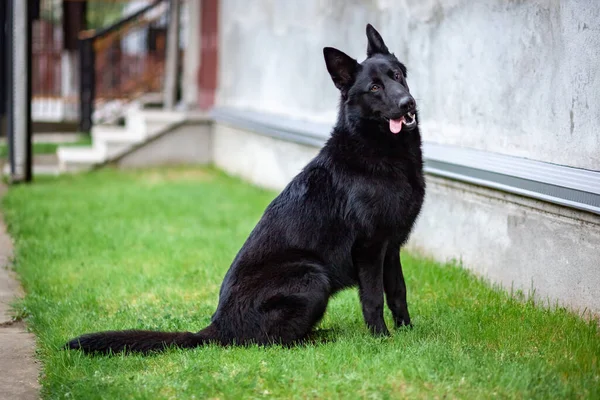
xmin=65 ymin=324 xmax=219 ymax=354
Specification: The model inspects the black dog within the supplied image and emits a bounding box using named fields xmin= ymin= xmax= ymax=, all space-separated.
xmin=66 ymin=24 xmax=425 ymax=354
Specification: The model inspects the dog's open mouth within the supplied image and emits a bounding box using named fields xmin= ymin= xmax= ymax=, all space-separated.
xmin=389 ymin=112 xmax=416 ymax=134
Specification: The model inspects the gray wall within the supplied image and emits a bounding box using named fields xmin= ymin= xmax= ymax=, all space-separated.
xmin=410 ymin=175 xmax=600 ymax=315
xmin=217 ymin=0 xmax=600 ymax=170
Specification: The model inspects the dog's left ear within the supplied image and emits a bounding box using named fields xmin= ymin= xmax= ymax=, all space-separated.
xmin=366 ymin=24 xmax=389 ymax=57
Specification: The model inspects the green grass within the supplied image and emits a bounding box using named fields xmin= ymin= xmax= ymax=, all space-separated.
xmin=3 ymin=166 xmax=599 ymax=399
xmin=0 ymin=134 xmax=92 ymax=158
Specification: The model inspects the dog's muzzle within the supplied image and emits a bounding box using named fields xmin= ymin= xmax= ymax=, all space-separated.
xmin=389 ymin=111 xmax=416 ymax=134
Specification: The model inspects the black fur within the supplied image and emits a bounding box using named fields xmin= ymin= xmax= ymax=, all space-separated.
xmin=66 ymin=24 xmax=425 ymax=355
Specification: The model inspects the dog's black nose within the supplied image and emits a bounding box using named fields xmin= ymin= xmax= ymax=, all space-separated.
xmin=399 ymin=96 xmax=416 ymax=113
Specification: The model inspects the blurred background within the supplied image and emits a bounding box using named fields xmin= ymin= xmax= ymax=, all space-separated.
xmin=1 ymin=0 xmax=599 ymax=317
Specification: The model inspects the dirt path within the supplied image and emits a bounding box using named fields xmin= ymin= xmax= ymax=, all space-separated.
xmin=0 ymin=186 xmax=40 ymax=400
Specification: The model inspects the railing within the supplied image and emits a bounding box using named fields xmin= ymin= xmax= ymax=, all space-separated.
xmin=78 ymin=0 xmax=173 ymax=132
xmin=30 ymin=0 xmax=134 ymax=125
xmin=30 ymin=0 xmax=75 ymax=123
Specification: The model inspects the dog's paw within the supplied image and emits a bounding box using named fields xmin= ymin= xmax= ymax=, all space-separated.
xmin=370 ymin=325 xmax=391 ymax=337
xmin=394 ymin=316 xmax=412 ymax=329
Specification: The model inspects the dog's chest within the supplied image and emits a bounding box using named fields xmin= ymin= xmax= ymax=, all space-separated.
xmin=348 ymin=166 xmax=424 ymax=235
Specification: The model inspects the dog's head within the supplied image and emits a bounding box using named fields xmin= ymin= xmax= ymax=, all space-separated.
xmin=324 ymin=24 xmax=416 ymax=134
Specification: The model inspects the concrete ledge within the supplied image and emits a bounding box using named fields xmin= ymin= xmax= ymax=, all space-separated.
xmin=212 ymin=107 xmax=329 ymax=148
xmin=212 ymin=107 xmax=600 ymax=215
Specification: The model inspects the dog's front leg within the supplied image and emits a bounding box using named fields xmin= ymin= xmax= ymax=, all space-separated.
xmin=354 ymin=241 xmax=389 ymax=336
xmin=384 ymin=243 xmax=411 ymax=328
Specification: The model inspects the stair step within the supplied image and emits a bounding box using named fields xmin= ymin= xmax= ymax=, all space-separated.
xmin=57 ymin=146 xmax=105 ymax=172
xmin=57 ymin=146 xmax=104 ymax=162
xmin=55 ymin=106 xmax=199 ymax=174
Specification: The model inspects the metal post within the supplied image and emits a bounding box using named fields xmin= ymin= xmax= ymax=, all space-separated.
xmin=6 ymin=0 xmax=32 ymax=182
xmin=163 ymin=0 xmax=181 ymax=109
xmin=79 ymin=38 xmax=95 ymax=133
xmin=63 ymin=0 xmax=87 ymax=122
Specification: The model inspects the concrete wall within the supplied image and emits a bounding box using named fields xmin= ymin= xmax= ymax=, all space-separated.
xmin=209 ymin=1 xmax=600 ymax=314
xmin=217 ymin=0 xmax=600 ymax=171
xmin=116 ymin=122 xmax=212 ymax=168
xmin=411 ymin=175 xmax=600 ymax=315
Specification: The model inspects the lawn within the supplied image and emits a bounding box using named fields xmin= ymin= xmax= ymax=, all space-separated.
xmin=3 ymin=166 xmax=599 ymax=399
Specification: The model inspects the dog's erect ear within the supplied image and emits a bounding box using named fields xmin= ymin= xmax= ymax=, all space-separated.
xmin=323 ymin=47 xmax=359 ymax=92
xmin=366 ymin=24 xmax=389 ymax=57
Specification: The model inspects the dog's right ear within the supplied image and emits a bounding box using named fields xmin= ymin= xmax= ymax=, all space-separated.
xmin=323 ymin=47 xmax=358 ymax=93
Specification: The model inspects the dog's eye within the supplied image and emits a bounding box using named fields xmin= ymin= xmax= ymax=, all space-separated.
xmin=394 ymin=72 xmax=401 ymax=80
xmin=370 ymin=84 xmax=380 ymax=92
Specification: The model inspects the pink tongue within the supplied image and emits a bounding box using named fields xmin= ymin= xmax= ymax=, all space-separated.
xmin=389 ymin=118 xmax=404 ymax=134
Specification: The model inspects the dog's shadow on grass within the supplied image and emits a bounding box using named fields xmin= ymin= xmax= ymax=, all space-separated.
xmin=297 ymin=328 xmax=339 ymax=346
xmin=300 ymin=324 xmax=415 ymax=348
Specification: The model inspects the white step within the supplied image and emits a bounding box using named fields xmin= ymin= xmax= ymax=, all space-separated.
xmin=57 ymin=146 xmax=105 ymax=173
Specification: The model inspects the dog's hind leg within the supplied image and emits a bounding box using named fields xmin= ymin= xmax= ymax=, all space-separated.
xmin=256 ymin=264 xmax=331 ymax=345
